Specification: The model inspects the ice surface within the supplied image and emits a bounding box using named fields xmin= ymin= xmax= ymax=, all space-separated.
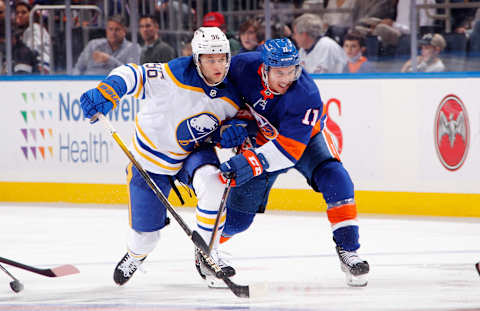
xmin=1 ymin=203 xmax=479 ymax=311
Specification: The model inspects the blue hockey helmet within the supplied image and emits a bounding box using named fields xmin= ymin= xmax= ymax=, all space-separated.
xmin=262 ymin=38 xmax=300 ymax=68
xmin=261 ymin=38 xmax=301 ymax=95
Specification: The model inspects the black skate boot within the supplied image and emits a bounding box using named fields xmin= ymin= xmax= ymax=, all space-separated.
xmin=194 ymin=247 xmax=236 ymax=288
xmin=335 ymin=245 xmax=369 ymax=287
xmin=113 ymin=252 xmax=146 ymax=285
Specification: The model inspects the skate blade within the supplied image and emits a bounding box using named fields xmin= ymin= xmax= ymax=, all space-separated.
xmin=205 ymin=275 xmax=229 ymax=289
xmin=345 ymin=272 xmax=368 ymax=287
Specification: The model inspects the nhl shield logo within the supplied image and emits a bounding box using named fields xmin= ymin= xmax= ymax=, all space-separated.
xmin=434 ymin=94 xmax=470 ymax=171
xmin=176 ymin=113 xmax=219 ymax=152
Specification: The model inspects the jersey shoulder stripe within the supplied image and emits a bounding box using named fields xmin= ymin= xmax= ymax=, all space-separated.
xmin=164 ymin=63 xmax=204 ymax=94
xmin=128 ymin=63 xmax=146 ymax=99
xmin=125 ymin=64 xmax=138 ymax=95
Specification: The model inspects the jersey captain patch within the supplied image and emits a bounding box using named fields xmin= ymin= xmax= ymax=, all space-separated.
xmin=176 ymin=112 xmax=220 ymax=152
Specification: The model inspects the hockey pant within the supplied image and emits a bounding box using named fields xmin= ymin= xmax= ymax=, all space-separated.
xmin=125 ymin=146 xmax=224 ymax=256
xmin=222 ymin=132 xmax=360 ymax=251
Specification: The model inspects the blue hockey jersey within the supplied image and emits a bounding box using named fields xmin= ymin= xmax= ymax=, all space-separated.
xmin=228 ymin=52 xmax=326 ymax=172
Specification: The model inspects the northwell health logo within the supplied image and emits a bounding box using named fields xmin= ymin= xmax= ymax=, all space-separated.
xmin=19 ymin=92 xmax=54 ymax=160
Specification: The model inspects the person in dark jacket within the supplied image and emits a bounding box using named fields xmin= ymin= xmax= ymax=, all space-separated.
xmin=139 ymin=15 xmax=175 ymax=64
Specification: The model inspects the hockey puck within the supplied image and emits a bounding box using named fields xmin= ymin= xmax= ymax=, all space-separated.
xmin=10 ymin=280 xmax=24 ymax=293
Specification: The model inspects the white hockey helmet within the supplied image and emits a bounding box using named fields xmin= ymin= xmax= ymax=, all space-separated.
xmin=191 ymin=27 xmax=231 ymax=86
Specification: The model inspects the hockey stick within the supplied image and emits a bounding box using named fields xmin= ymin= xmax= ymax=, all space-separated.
xmin=208 ymin=177 xmax=233 ymax=253
xmin=0 ymin=256 xmax=79 ymax=278
xmin=207 ymin=137 xmax=252 ymax=253
xmin=94 ymin=113 xmax=251 ymax=298
xmin=0 ymin=263 xmax=23 ymax=293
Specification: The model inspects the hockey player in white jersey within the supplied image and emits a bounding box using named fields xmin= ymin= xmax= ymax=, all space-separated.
xmin=79 ymin=27 xmax=248 ymax=286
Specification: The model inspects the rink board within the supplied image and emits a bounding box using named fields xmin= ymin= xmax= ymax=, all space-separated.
xmin=0 ymin=74 xmax=479 ymax=216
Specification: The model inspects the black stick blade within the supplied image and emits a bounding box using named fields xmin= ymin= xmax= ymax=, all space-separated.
xmin=223 ymin=277 xmax=249 ymax=298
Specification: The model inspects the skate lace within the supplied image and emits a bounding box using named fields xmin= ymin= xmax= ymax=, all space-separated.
xmin=118 ymin=254 xmax=144 ymax=277
xmin=339 ymin=249 xmax=363 ymax=267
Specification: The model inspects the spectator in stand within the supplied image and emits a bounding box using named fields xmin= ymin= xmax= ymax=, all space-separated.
xmin=15 ymin=0 xmax=52 ymax=73
xmin=323 ymin=0 xmax=355 ymax=44
xmin=351 ymin=0 xmax=397 ymax=27
xmin=73 ymin=15 xmax=140 ymax=75
xmin=351 ymin=0 xmax=401 ymax=49
xmin=444 ymin=0 xmax=480 ymax=34
xmin=238 ymin=19 xmax=264 ymax=53
xmin=0 ymin=0 xmax=5 ymax=32
xmin=202 ymin=11 xmax=241 ymax=55
xmin=342 ymin=32 xmax=373 ymax=73
xmin=401 ymin=33 xmax=446 ymax=73
xmin=139 ymin=15 xmax=175 ymax=64
xmin=11 ymin=29 xmax=39 ymax=74
xmin=0 ymin=0 xmax=5 ymax=52
xmin=0 ymin=27 xmax=39 ymax=74
xmin=354 ymin=0 xmax=436 ymax=51
xmin=292 ymin=13 xmax=347 ymax=73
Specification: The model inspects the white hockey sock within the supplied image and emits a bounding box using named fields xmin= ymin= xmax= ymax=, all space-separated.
xmin=126 ymin=227 xmax=160 ymax=257
xmin=192 ymin=164 xmax=226 ymax=249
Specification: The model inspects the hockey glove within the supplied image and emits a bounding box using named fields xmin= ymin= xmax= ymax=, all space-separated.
xmin=219 ymin=149 xmax=269 ymax=187
xmin=212 ymin=119 xmax=248 ymax=148
xmin=80 ymin=75 xmax=127 ymax=121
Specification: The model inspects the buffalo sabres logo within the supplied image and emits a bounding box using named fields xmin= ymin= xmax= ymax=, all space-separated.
xmin=209 ymin=89 xmax=217 ymax=97
xmin=245 ymin=103 xmax=278 ymax=140
xmin=176 ymin=113 xmax=220 ymax=152
xmin=434 ymin=94 xmax=470 ymax=171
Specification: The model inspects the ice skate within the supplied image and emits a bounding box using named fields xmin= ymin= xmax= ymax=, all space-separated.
xmin=335 ymin=245 xmax=369 ymax=287
xmin=195 ymin=247 xmax=236 ymax=288
xmin=113 ymin=252 xmax=146 ymax=285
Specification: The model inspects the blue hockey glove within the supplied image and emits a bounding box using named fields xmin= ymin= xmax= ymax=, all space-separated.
xmin=212 ymin=119 xmax=248 ymax=148
xmin=80 ymin=75 xmax=126 ymax=121
xmin=80 ymin=88 xmax=113 ymax=120
xmin=219 ymin=149 xmax=269 ymax=187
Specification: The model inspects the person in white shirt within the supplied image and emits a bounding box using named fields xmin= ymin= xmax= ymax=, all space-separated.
xmin=401 ymin=33 xmax=446 ymax=72
xmin=292 ymin=13 xmax=347 ymax=73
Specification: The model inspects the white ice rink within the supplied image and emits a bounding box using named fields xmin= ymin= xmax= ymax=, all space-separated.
xmin=1 ymin=203 xmax=480 ymax=311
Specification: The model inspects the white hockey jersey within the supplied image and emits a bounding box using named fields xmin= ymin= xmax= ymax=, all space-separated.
xmin=109 ymin=56 xmax=241 ymax=175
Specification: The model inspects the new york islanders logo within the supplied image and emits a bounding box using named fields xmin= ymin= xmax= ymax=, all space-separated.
xmin=176 ymin=113 xmax=219 ymax=152
xmin=434 ymin=94 xmax=470 ymax=171
xmin=245 ymin=103 xmax=278 ymax=140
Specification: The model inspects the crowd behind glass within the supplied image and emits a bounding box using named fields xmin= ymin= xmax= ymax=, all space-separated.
xmin=2 ymin=0 xmax=480 ymax=75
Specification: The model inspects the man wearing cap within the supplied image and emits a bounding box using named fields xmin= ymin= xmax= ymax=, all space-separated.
xmin=202 ymin=11 xmax=241 ymax=56
xmin=401 ymin=33 xmax=446 ymax=72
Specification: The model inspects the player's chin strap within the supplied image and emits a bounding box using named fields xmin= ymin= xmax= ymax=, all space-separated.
xmin=261 ymin=64 xmax=281 ymax=96
xmin=92 ymin=112 xmax=251 ymax=298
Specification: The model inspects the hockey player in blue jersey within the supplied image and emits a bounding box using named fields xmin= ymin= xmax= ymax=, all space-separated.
xmin=79 ymin=27 xmax=249 ymax=287
xmin=214 ymin=38 xmax=370 ymax=286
